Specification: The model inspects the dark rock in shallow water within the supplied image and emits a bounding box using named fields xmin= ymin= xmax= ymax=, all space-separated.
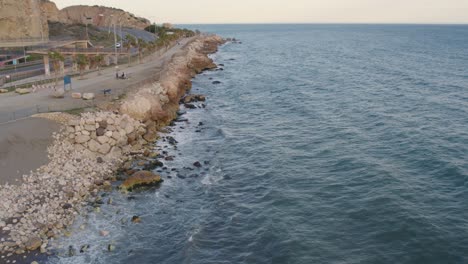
xmin=108 ymin=244 xmax=116 ymax=252
xmin=167 ymin=136 xmax=178 ymax=145
xmin=69 ymin=246 xmax=77 ymax=257
xmin=204 ymin=161 xmax=210 ymax=165
xmin=218 ymin=64 xmax=224 ymax=66
xmin=193 ymin=161 xmax=202 ymax=168
xmin=198 ymin=122 xmax=204 ymax=126
xmin=175 ymin=118 xmax=188 ymax=123
xmin=195 ymin=130 xmax=201 ymax=133
xmin=189 ymin=174 xmax=199 ymax=178
xmin=177 ymin=174 xmax=186 ymax=179
xmin=184 ymin=103 xmax=196 ymax=109
xmin=80 ymin=245 xmax=90 ymax=253
xmin=143 ymin=160 xmax=164 ymax=171
xmin=177 ymin=110 xmax=186 ymax=116
xmin=212 ymin=81 xmax=221 ymax=84
xmin=165 ymin=156 xmax=174 ymax=161
xmin=131 ymin=216 xmax=141 ymax=223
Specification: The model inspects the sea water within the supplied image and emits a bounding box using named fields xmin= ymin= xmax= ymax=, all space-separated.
xmin=51 ymin=24 xmax=468 ymax=264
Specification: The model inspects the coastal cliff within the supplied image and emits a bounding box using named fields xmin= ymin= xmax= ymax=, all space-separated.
xmin=0 ymin=0 xmax=151 ymax=41
xmin=0 ymin=34 xmax=225 ymax=258
xmin=0 ymin=0 xmax=49 ymax=40
xmin=41 ymin=1 xmax=151 ymax=29
xmin=57 ymin=5 xmax=150 ymax=29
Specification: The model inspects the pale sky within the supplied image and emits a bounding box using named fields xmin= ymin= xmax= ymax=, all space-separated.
xmin=53 ymin=0 xmax=468 ymax=24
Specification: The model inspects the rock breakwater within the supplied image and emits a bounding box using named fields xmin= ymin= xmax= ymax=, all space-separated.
xmin=0 ymin=34 xmax=225 ymax=260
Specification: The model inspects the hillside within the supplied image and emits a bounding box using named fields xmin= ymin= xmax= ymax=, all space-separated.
xmin=0 ymin=0 xmax=49 ymax=41
xmin=41 ymin=1 xmax=151 ymax=30
xmin=0 ymin=0 xmax=151 ymax=42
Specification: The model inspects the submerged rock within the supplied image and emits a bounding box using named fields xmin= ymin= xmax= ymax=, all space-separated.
xmin=131 ymin=216 xmax=141 ymax=223
xmin=108 ymin=244 xmax=116 ymax=252
xmin=80 ymin=244 xmax=90 ymax=253
xmin=184 ymin=103 xmax=196 ymax=109
xmin=120 ymin=171 xmax=162 ymax=191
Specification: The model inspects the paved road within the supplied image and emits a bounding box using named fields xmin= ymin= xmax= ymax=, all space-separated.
xmin=0 ymin=37 xmax=194 ymax=124
xmin=0 ymin=63 xmax=44 ymax=76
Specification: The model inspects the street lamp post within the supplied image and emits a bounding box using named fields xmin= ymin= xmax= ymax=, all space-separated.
xmin=100 ymin=14 xmax=118 ymax=66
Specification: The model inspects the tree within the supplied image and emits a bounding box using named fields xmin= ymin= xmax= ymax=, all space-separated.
xmin=124 ymin=34 xmax=137 ymax=66
xmin=48 ymin=51 xmax=65 ymax=87
xmin=90 ymin=54 xmax=104 ymax=75
xmin=75 ymin=54 xmax=89 ymax=79
xmin=137 ymin=38 xmax=148 ymax=63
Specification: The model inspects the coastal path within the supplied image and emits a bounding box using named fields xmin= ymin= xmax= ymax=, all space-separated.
xmin=0 ymin=37 xmax=195 ymax=124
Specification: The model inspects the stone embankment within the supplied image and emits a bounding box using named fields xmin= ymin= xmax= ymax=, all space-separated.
xmin=0 ymin=35 xmax=225 ymax=258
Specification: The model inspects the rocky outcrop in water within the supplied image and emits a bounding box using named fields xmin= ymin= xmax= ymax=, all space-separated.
xmin=120 ymin=171 xmax=162 ymax=191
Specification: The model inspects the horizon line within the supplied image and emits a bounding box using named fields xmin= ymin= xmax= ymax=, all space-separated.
xmin=173 ymin=22 xmax=468 ymax=26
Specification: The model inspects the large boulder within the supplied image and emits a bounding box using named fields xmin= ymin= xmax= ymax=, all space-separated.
xmin=15 ymin=88 xmax=32 ymax=95
xmin=0 ymin=88 xmax=8 ymax=93
xmin=51 ymin=87 xmax=65 ymax=98
xmin=120 ymin=171 xmax=162 ymax=191
xmin=25 ymin=236 xmax=42 ymax=251
xmin=75 ymin=134 xmax=90 ymax=144
xmin=71 ymin=92 xmax=82 ymax=99
xmin=83 ymin=93 xmax=95 ymax=100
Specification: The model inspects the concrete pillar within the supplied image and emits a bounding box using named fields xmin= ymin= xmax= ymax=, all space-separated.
xmin=104 ymin=56 xmax=111 ymax=66
xmin=43 ymin=55 xmax=50 ymax=76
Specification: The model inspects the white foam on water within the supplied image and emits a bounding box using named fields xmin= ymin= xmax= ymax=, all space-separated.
xmin=201 ymin=168 xmax=224 ymax=186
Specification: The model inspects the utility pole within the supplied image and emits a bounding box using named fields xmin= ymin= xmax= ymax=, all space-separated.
xmin=85 ymin=20 xmax=89 ymax=40
xmin=119 ymin=19 xmax=123 ymax=48
xmin=113 ymin=21 xmax=118 ymax=65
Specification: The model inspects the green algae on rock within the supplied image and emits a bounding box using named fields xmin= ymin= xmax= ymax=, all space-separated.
xmin=120 ymin=171 xmax=163 ymax=191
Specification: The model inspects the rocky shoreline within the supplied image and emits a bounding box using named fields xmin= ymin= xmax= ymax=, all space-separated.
xmin=0 ymin=34 xmax=226 ymax=262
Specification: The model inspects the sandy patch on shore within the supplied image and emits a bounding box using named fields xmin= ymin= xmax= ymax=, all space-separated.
xmin=0 ymin=118 xmax=60 ymax=185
